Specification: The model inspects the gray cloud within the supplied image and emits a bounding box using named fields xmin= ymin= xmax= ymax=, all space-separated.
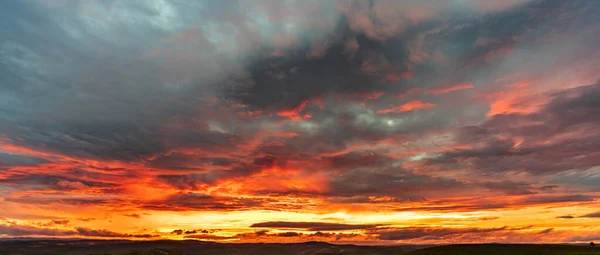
xmin=0 ymin=153 xmax=47 ymax=167
xmin=520 ymin=194 xmax=595 ymax=205
xmin=0 ymin=0 xmax=579 ymax=165
xmin=369 ymin=226 xmax=531 ymax=240
xmin=0 ymin=223 xmax=156 ymax=238
xmin=556 ymin=215 xmax=575 ymax=219
xmin=482 ymin=181 xmax=536 ymax=195
xmin=157 ymin=155 xmax=282 ymax=189
xmin=75 ymin=227 xmax=157 ymax=238
xmin=580 ymin=211 xmax=600 ymax=218
xmin=0 ymin=223 xmax=76 ymax=236
xmin=427 ymin=81 xmax=600 ymax=175
xmin=325 ymin=168 xmax=464 ymax=198
xmin=0 ymin=173 xmax=117 ymax=191
xmin=141 ymin=192 xmax=273 ymax=211
xmin=0 ymin=0 xmax=598 ymax=218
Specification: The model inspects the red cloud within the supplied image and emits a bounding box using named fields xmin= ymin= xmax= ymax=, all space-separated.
xmin=427 ymin=83 xmax=474 ymax=95
xmin=376 ymin=100 xmax=435 ymax=114
xmin=277 ymin=101 xmax=310 ymax=120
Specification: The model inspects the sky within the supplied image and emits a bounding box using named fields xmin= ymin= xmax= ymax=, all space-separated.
xmin=0 ymin=0 xmax=599 ymax=245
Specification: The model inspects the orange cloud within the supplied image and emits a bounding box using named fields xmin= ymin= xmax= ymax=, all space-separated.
xmin=376 ymin=100 xmax=435 ymax=114
xmin=277 ymin=101 xmax=310 ymax=120
xmin=428 ymin=82 xmax=475 ymax=95
xmin=473 ymin=79 xmax=545 ymax=117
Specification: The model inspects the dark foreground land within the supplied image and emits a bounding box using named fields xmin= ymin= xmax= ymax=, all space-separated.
xmin=0 ymin=240 xmax=598 ymax=255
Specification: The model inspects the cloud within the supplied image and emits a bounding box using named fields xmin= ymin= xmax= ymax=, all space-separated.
xmin=0 ymin=223 xmax=156 ymax=238
xmin=0 ymin=152 xmax=47 ymax=167
xmin=427 ymin=81 xmax=600 ymax=174
xmin=223 ymin=34 xmax=411 ymax=113
xmin=183 ymin=234 xmax=237 ymax=240
xmin=4 ymin=195 xmax=116 ymax=206
xmin=250 ymin=221 xmax=379 ymax=231
xmin=156 ymin=155 xmax=282 ymax=189
xmin=0 ymin=223 xmax=76 ymax=236
xmin=567 ymin=235 xmax=600 ymax=242
xmin=520 ymin=195 xmax=595 ymax=205
xmin=48 ymin=220 xmax=70 ymax=226
xmin=171 ymin=229 xmax=208 ymax=235
xmin=75 ymin=227 xmax=158 ymax=238
xmin=336 ymin=0 xmax=534 ymax=41
xmin=482 ymin=181 xmax=536 ymax=195
xmin=369 ymin=226 xmax=531 ymax=240
xmin=142 ymin=192 xmax=270 ymax=211
xmin=324 ymin=168 xmax=464 ymax=198
xmin=580 ymin=211 xmax=600 ymax=218
xmin=147 ymin=153 xmax=238 ymax=171
xmin=121 ymin=214 xmax=141 ymax=219
xmin=0 ymin=173 xmax=117 ymax=192
xmin=427 ymin=83 xmax=474 ymax=95
xmin=0 ymin=0 xmax=598 ymax=244
xmin=320 ymin=151 xmax=395 ymax=170
xmin=556 ymin=215 xmax=575 ymax=219
xmin=376 ymin=101 xmax=436 ymax=114
xmin=185 ymin=230 xmax=363 ymax=242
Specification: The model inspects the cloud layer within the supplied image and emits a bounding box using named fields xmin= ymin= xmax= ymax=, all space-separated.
xmin=1 ymin=0 xmax=599 ymax=244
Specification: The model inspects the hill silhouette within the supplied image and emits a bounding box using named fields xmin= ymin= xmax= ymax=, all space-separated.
xmin=0 ymin=240 xmax=597 ymax=255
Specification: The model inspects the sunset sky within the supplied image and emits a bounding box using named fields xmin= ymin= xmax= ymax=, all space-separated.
xmin=1 ymin=0 xmax=600 ymax=245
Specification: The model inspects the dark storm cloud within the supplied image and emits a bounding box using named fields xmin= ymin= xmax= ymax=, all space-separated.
xmin=427 ymin=81 xmax=600 ymax=175
xmin=221 ymin=0 xmax=573 ymax=114
xmin=250 ymin=221 xmax=380 ymax=231
xmin=224 ymin=32 xmax=411 ymax=112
